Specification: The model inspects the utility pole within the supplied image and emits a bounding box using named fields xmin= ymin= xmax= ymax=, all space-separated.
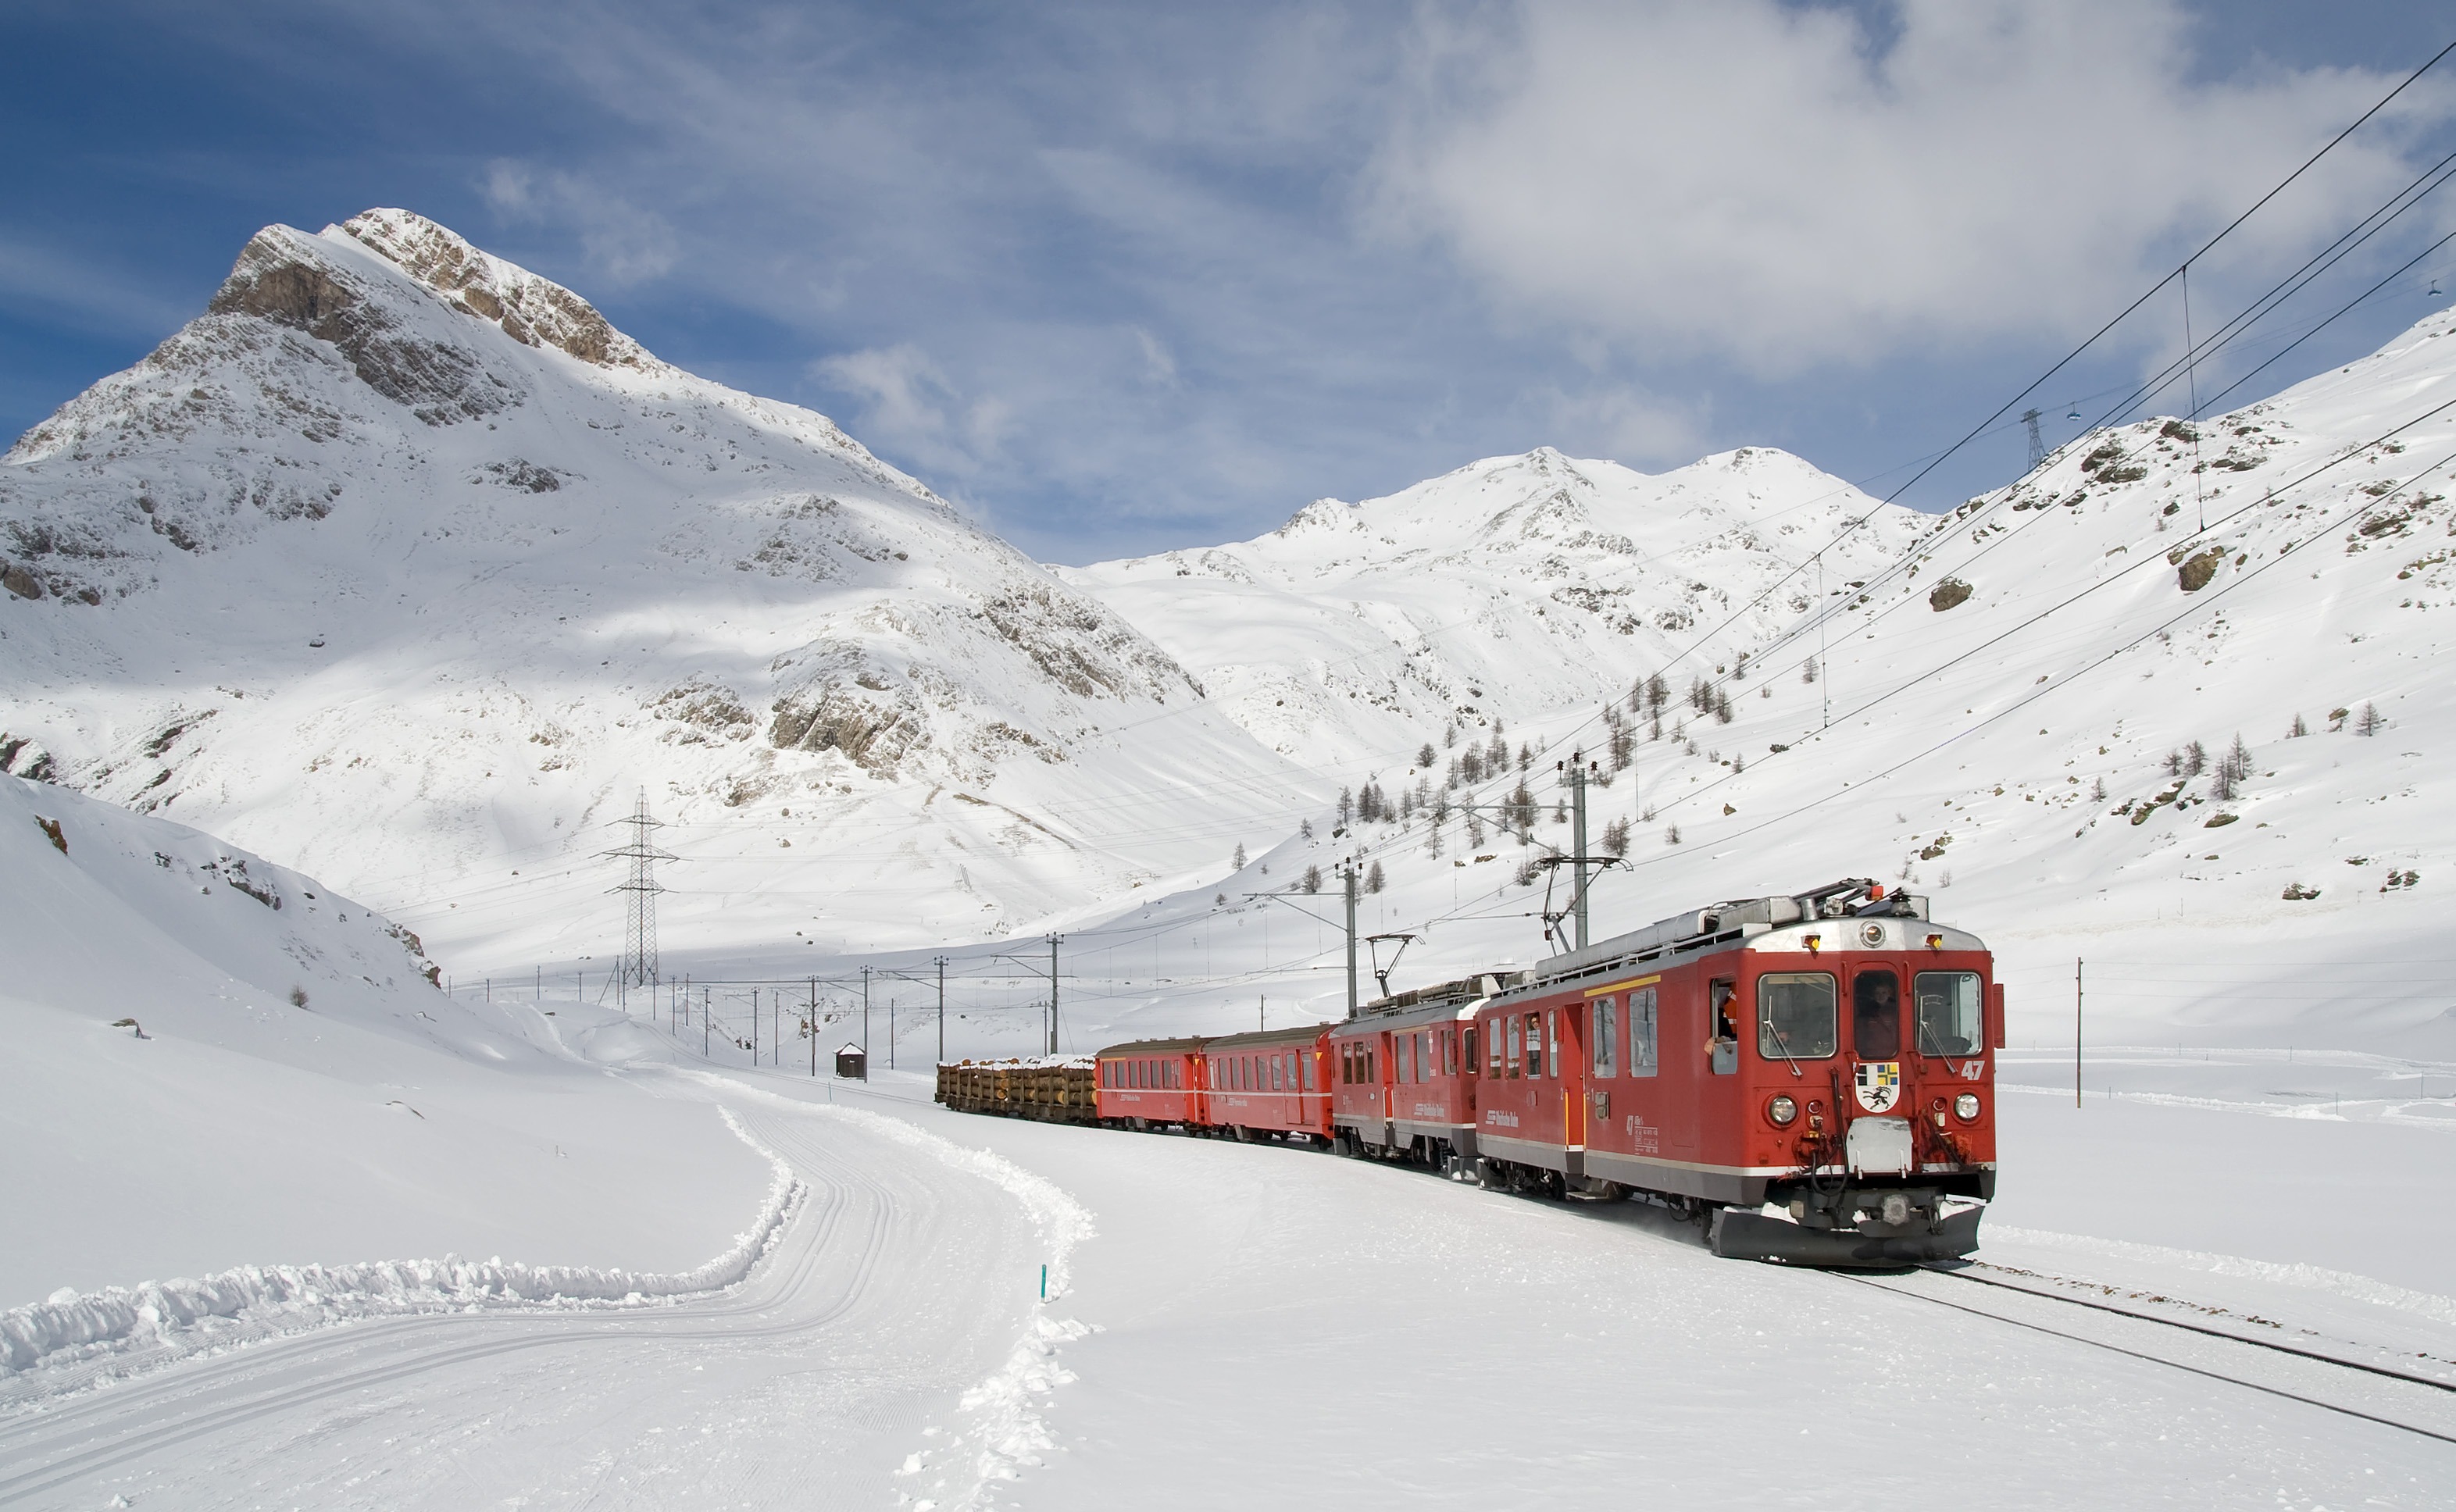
xmin=2022 ymin=408 xmax=2045 ymax=473
xmin=2074 ymin=957 xmax=2083 ymax=1108
xmin=1046 ymin=934 xmax=1063 ymax=1054
xmin=862 ymin=965 xmax=871 ymax=1056
xmin=601 ymin=790 xmax=673 ymax=1007
xmin=1258 ymin=994 xmax=1266 ymax=1031
xmin=1568 ymin=752 xmax=1591 ymax=949
xmin=1344 ymin=857 xmax=1359 ymax=1020
xmin=809 ymin=978 xmax=817 ymax=1077
xmin=936 ymin=956 xmax=947 ymax=1064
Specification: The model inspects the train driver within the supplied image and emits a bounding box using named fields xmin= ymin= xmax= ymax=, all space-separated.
xmin=1704 ymin=980 xmax=1739 ymax=1070
xmin=1854 ymin=971 xmax=1901 ymax=1060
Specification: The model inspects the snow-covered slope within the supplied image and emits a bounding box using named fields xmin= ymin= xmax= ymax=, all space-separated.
xmin=0 ymin=212 xmax=1302 ymax=967
xmin=0 ymin=776 xmax=770 ymax=1310
xmin=1062 ymin=445 xmax=1919 ymax=765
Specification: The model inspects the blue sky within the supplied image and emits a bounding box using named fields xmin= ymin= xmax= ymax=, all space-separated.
xmin=5 ymin=2 xmax=2454 ymax=563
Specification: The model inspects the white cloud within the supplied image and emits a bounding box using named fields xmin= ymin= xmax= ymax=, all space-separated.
xmin=812 ymin=343 xmax=1012 ymax=479
xmin=1376 ymin=0 xmax=2443 ymax=372
xmin=1535 ymin=383 xmax=1707 ymax=466
xmin=479 ymin=158 xmax=678 ymax=287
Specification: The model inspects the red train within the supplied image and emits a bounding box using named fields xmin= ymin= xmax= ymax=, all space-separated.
xmin=999 ymin=879 xmax=1999 ymax=1266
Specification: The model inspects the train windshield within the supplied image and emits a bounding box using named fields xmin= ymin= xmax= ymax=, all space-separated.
xmin=1854 ymin=971 xmax=1902 ymax=1060
xmin=1758 ymin=973 xmax=1837 ymax=1059
xmin=1915 ymin=972 xmax=1985 ymax=1057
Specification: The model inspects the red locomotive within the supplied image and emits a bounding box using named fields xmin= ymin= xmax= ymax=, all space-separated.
xmin=960 ymin=879 xmax=2001 ymax=1266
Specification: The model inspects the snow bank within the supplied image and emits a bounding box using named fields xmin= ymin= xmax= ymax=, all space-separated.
xmin=0 ymin=1108 xmax=801 ymax=1389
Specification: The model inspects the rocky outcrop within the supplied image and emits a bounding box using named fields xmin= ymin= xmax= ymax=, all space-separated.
xmin=208 ymin=227 xmax=517 ymax=426
xmin=338 ymin=209 xmax=660 ymax=373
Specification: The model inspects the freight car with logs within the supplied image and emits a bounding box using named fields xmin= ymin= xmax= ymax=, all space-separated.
xmin=937 ymin=879 xmax=2003 ymax=1266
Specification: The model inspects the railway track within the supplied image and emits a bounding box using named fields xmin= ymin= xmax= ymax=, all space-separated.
xmin=1838 ymin=1262 xmax=2456 ymax=1448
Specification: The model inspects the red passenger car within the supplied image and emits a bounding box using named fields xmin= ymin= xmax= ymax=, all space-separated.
xmin=1461 ymin=879 xmax=1999 ymax=1263
xmin=1327 ymin=987 xmax=1487 ymax=1164
xmin=1198 ymin=1025 xmax=1333 ymax=1143
xmin=1094 ymin=1037 xmax=1205 ymax=1130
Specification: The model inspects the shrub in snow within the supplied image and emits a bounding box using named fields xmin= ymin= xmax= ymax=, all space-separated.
xmin=287 ymin=986 xmax=309 ymax=1007
xmin=2354 ymin=701 xmax=2386 ymax=736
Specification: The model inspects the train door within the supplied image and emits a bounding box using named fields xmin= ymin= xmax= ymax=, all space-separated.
xmin=1560 ymin=1002 xmax=1588 ymax=1151
xmin=1661 ymin=967 xmax=1702 ymax=1156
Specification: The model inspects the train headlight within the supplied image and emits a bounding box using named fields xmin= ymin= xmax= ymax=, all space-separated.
xmin=1954 ymin=1093 xmax=1981 ymax=1121
xmin=1769 ymin=1095 xmax=1798 ymax=1125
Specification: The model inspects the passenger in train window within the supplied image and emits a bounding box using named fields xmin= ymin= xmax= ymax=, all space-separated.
xmin=1855 ymin=971 xmax=1902 ymax=1060
xmin=1524 ymin=1012 xmax=1543 ymax=1078
xmin=1705 ymin=981 xmax=1739 ymax=1063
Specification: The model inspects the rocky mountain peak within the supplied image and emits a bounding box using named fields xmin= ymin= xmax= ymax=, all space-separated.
xmin=334 ymin=209 xmax=660 ymax=373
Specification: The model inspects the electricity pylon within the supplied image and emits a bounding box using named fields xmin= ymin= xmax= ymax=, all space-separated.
xmin=602 ymin=790 xmax=674 ymax=1004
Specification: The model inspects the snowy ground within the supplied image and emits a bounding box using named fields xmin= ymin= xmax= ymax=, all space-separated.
xmin=6 ymin=1010 xmax=2451 ymax=1508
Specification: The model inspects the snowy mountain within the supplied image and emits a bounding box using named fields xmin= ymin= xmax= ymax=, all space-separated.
xmin=0 ymin=210 xmax=1303 ymax=967
xmin=1023 ymin=300 xmax=2456 ymax=1053
xmin=1062 ymin=445 xmax=1919 ymax=768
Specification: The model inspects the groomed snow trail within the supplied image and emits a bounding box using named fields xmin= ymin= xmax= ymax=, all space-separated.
xmin=0 ymin=1081 xmax=1069 ymax=1510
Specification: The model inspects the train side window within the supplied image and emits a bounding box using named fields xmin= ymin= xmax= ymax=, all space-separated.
xmin=1506 ymin=1016 xmax=1523 ymax=1079
xmin=1302 ymin=1054 xmax=1316 ymax=1093
xmin=1631 ymin=986 xmax=1658 ymax=1077
xmin=1758 ymin=972 xmax=1839 ymax=1059
xmin=1544 ymin=1011 xmax=1559 ymax=1079
xmin=1592 ymin=997 xmax=1617 ymax=1078
xmin=1854 ymin=971 xmax=1903 ymax=1061
xmin=1366 ymin=1047 xmax=1376 ymax=1082
xmin=1914 ymin=972 xmax=1983 ymax=1056
xmin=1487 ymin=1022 xmax=1503 ymax=1077
xmin=1465 ymin=1026 xmax=1480 ymax=1077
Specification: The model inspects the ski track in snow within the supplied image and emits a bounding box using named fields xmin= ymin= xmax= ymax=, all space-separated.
xmin=0 ymin=1075 xmax=1086 ymax=1512
xmin=678 ymin=1073 xmax=1101 ymax=1510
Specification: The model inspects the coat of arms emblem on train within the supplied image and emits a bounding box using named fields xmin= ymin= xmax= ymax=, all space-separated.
xmin=1854 ymin=1061 xmax=1902 ymax=1113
